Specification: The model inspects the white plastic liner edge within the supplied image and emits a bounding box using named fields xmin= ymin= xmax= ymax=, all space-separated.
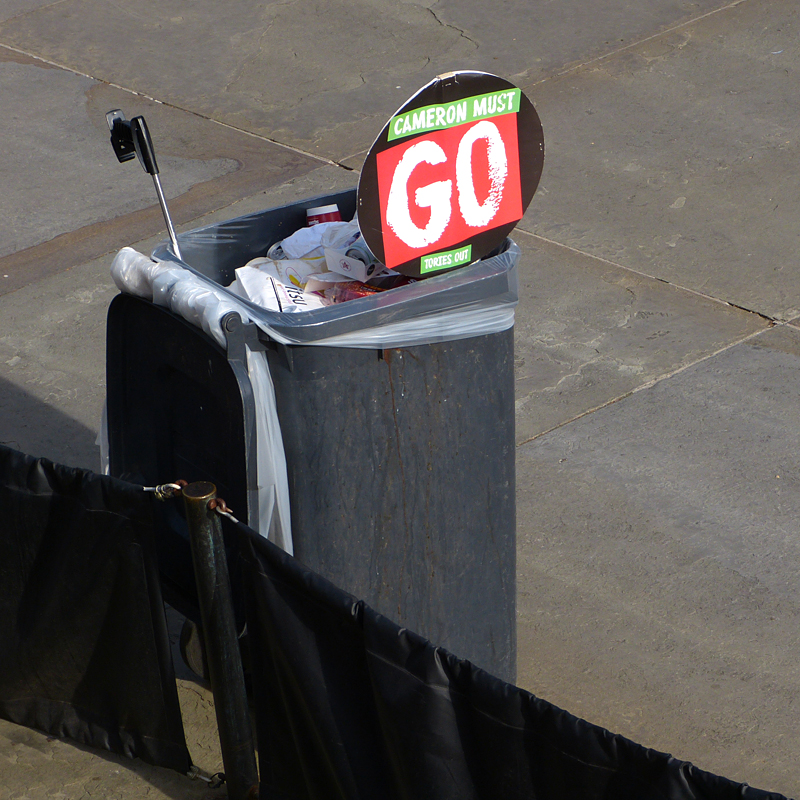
xmin=108 ymin=247 xmax=293 ymax=554
xmin=109 ymin=245 xmax=518 ymax=551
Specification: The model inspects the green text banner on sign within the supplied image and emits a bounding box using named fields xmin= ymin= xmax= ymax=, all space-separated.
xmin=388 ymin=89 xmax=522 ymax=141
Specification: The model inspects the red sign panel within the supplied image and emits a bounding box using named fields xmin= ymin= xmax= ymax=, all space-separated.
xmin=375 ymin=112 xmax=522 ymax=270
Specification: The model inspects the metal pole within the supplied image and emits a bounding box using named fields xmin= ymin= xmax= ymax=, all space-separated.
xmin=182 ymin=481 xmax=258 ymax=800
xmin=151 ymin=173 xmax=183 ymax=261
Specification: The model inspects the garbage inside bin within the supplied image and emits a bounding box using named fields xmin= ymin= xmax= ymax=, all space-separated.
xmin=306 ymin=203 xmax=341 ymax=225
xmin=226 ymin=215 xmax=408 ymax=310
xmin=229 ymin=263 xmax=329 ymax=312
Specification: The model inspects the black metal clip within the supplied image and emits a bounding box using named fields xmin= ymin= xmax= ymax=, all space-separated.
xmin=223 ymin=312 xmax=294 ymax=372
xmin=106 ymin=109 xmax=136 ymax=164
xmin=105 ymin=109 xmax=181 ymax=259
xmin=106 ymin=110 xmax=160 ymax=175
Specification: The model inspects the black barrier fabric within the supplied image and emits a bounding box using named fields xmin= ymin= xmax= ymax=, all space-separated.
xmin=233 ymin=520 xmax=788 ymax=800
xmin=0 ymin=445 xmax=191 ymax=772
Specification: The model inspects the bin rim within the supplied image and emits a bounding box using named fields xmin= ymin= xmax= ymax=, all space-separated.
xmin=151 ymin=190 xmax=520 ymax=345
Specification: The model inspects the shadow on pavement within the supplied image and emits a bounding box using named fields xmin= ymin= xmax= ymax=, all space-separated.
xmin=0 ymin=376 xmax=101 ymax=471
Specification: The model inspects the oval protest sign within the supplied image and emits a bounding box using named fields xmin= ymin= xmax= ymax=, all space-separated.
xmin=358 ymin=71 xmax=544 ymax=277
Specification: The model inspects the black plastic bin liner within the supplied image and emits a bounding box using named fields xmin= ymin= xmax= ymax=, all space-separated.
xmin=0 ymin=444 xmax=191 ymax=773
xmin=233 ymin=518 xmax=789 ymax=800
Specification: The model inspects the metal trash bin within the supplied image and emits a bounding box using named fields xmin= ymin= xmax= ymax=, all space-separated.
xmin=107 ymin=187 xmax=518 ymax=681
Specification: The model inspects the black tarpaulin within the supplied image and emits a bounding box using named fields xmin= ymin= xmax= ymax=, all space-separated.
xmin=0 ymin=445 xmax=191 ymax=773
xmin=233 ymin=520 xmax=788 ymax=800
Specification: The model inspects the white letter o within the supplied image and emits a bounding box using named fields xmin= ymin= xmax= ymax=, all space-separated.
xmin=456 ymin=120 xmax=508 ymax=228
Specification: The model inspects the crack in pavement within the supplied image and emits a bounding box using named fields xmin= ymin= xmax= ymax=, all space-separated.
xmin=514 ymin=227 xmax=779 ymax=324
xmin=424 ymin=4 xmax=480 ymax=49
xmin=519 ymin=0 xmax=752 ymax=89
xmin=515 ymin=325 xmax=775 ymax=447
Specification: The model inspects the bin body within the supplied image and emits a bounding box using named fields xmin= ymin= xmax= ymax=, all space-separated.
xmin=110 ymin=189 xmax=518 ymax=681
xmin=268 ymin=330 xmax=516 ymax=681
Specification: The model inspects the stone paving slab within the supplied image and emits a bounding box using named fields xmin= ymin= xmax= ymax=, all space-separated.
xmin=0 ymin=718 xmax=219 ymax=800
xmin=0 ymin=266 xmax=115 ymax=469
xmin=512 ymin=230 xmax=768 ymax=443
xmin=0 ymin=1 xmax=58 ymax=24
xmin=520 ymin=0 xmax=800 ymax=319
xmin=0 ymin=49 xmax=329 ymax=296
xmin=0 ymin=48 xmax=234 ymax=260
xmin=516 ymin=323 xmax=800 ymax=797
xmin=0 ymin=165 xmax=357 ymax=470
xmin=0 ymin=0 xmax=740 ymax=163
xmin=431 ymin=0 xmax=744 ymax=83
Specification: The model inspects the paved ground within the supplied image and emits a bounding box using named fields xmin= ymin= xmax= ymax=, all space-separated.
xmin=1 ymin=0 xmax=798 ymax=797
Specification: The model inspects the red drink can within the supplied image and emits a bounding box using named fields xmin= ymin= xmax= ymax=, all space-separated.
xmin=306 ymin=204 xmax=341 ymax=226
xmin=329 ymin=281 xmax=384 ymax=303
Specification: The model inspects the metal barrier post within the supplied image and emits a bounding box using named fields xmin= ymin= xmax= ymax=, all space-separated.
xmin=182 ymin=481 xmax=258 ymax=800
